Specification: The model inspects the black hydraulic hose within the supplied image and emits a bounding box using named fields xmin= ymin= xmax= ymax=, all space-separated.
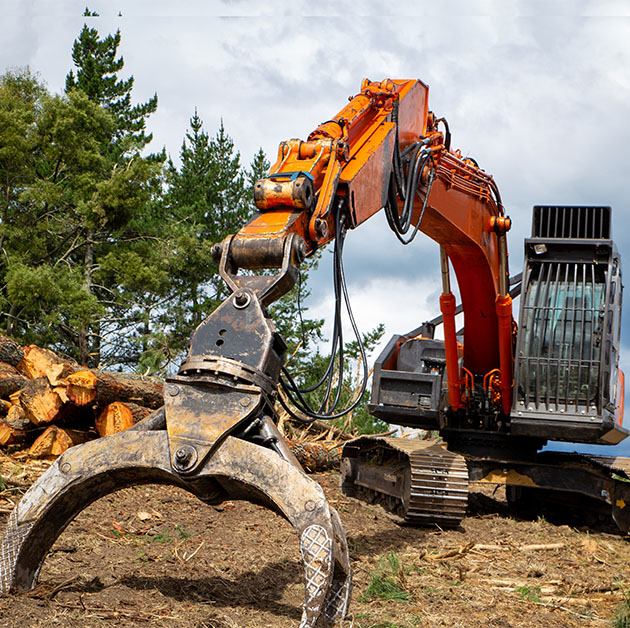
xmin=394 ymin=165 xmax=436 ymax=246
xmin=435 ymin=116 xmax=451 ymax=151
xmin=279 ymin=200 xmax=369 ymax=422
xmin=290 ymin=213 xmax=344 ymax=397
xmin=391 ymin=98 xmax=406 ymax=202
xmin=385 ymin=139 xmax=436 ymax=245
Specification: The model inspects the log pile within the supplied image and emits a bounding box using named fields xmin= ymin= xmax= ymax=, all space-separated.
xmin=0 ymin=337 xmax=354 ymax=472
xmin=0 ymin=338 xmax=163 ymax=460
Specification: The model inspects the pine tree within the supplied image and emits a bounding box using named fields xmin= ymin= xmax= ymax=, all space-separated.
xmin=150 ymin=113 xmax=251 ymax=368
xmin=59 ymin=20 xmax=165 ymax=367
xmin=0 ymin=23 xmax=164 ymax=368
xmin=247 ymin=147 xmax=270 ymax=194
xmin=65 ymin=22 xmax=157 ymax=154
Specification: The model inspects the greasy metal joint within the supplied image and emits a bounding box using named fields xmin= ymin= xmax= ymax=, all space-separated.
xmin=212 ymin=233 xmax=306 ymax=270
xmin=254 ymin=172 xmax=315 ymax=212
xmin=335 ymin=141 xmax=350 ymax=161
xmin=314 ymin=218 xmax=329 ymax=239
xmin=233 ymin=291 xmax=251 ymax=309
xmin=173 ymin=445 xmax=198 ymax=471
xmin=216 ymin=232 xmax=304 ymax=307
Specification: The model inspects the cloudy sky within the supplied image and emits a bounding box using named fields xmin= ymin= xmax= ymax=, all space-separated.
xmin=3 ymin=0 xmax=630 ymax=452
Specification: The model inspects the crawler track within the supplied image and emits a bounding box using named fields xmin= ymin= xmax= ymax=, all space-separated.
xmin=340 ymin=437 xmax=469 ymax=527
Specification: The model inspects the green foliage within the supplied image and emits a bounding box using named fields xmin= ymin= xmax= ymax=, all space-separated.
xmin=514 ymin=584 xmax=542 ymax=603
xmin=145 ymin=530 xmax=174 ymax=544
xmin=613 ymin=588 xmax=630 ymax=628
xmin=0 ymin=19 xmax=394 ymax=437
xmin=65 ymin=21 xmax=157 ymax=154
xmin=271 ymin=258 xmax=324 ymax=368
xmin=362 ymin=552 xmax=411 ymax=603
xmin=149 ymin=112 xmax=252 ymax=369
xmin=175 ymin=524 xmax=191 ymax=540
xmin=5 ymin=262 xmax=100 ymax=344
xmin=0 ymin=22 xmax=163 ymax=367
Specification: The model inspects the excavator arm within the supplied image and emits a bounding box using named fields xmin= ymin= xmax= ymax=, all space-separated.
xmin=216 ymin=78 xmax=514 ymax=418
xmin=2 ymin=78 xmax=626 ymax=628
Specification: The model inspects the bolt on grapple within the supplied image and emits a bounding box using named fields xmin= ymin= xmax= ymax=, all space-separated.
xmin=0 ymin=233 xmax=351 ymax=628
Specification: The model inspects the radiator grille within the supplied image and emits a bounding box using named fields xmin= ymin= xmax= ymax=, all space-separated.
xmin=532 ymin=206 xmax=611 ymax=239
xmin=517 ymin=260 xmax=605 ymax=412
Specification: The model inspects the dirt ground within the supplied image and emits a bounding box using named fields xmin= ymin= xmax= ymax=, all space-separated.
xmin=0 ymin=452 xmax=628 ymax=628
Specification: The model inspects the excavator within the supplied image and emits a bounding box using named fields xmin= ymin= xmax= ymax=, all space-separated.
xmin=0 ymin=78 xmax=627 ymax=627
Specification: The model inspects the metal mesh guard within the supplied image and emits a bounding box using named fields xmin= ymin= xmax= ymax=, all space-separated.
xmin=0 ymin=508 xmax=33 ymax=593
xmin=299 ymin=524 xmax=332 ymax=627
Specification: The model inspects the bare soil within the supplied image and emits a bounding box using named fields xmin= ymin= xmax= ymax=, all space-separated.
xmin=0 ymin=453 xmax=628 ymax=628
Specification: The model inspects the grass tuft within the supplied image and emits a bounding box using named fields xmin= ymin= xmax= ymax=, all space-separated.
xmin=613 ymin=588 xmax=630 ymax=628
xmin=362 ymin=552 xmax=411 ymax=603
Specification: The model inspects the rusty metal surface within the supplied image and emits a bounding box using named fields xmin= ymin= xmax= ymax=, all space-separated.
xmin=164 ymin=275 xmax=286 ymax=476
xmin=0 ymin=429 xmax=351 ymax=626
xmin=217 ymin=232 xmax=304 ymax=307
xmin=465 ymin=450 xmax=630 ymax=534
xmin=186 ymin=289 xmax=282 ymax=376
xmin=165 ymin=379 xmax=262 ymax=474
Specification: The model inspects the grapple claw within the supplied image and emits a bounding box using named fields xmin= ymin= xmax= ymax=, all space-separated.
xmin=0 ymin=232 xmax=355 ymax=625
xmin=0 ymin=428 xmax=350 ymax=627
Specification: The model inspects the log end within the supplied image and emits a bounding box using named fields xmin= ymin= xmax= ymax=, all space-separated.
xmin=95 ymin=402 xmax=135 ymax=437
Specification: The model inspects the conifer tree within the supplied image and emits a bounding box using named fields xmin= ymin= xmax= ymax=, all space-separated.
xmin=0 ymin=21 xmax=164 ymax=368
xmin=65 ymin=21 xmax=157 ymax=154
xmin=154 ymin=113 xmax=251 ymax=367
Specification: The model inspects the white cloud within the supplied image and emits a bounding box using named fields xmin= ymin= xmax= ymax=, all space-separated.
xmin=2 ymin=4 xmax=630 ymax=443
xmin=308 ymin=275 xmax=443 ymax=359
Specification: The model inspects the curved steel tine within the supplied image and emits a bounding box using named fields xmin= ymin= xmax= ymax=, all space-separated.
xmin=0 ymin=429 xmax=350 ymax=627
xmin=319 ymin=508 xmax=352 ymax=627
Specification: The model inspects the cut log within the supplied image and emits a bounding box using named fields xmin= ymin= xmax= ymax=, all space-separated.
xmin=95 ymin=402 xmax=153 ymax=438
xmin=0 ymin=337 xmax=24 ymax=367
xmin=46 ymin=362 xmax=77 ymax=387
xmin=0 ymin=362 xmax=20 ymax=376
xmin=125 ymin=402 xmax=153 ymax=423
xmin=5 ymin=404 xmax=31 ymax=431
xmin=66 ymin=369 xmax=163 ymax=409
xmin=0 ymin=420 xmax=28 ymax=446
xmin=0 ymin=362 xmax=28 ymax=400
xmin=287 ymin=440 xmax=342 ymax=473
xmin=95 ymin=402 xmax=135 ymax=437
xmin=53 ymin=385 xmax=70 ymax=404
xmin=28 ymin=426 xmax=91 ymax=459
xmin=0 ymin=399 xmax=11 ymax=416
xmin=18 ymin=377 xmax=64 ymax=426
xmin=16 ymin=345 xmax=78 ymax=381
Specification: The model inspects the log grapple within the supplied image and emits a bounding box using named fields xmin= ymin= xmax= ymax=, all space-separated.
xmin=0 ymin=234 xmax=351 ymax=628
